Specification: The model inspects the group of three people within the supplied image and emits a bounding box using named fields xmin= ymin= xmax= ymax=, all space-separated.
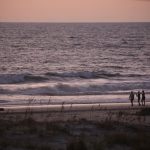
xmin=129 ymin=90 xmax=145 ymax=106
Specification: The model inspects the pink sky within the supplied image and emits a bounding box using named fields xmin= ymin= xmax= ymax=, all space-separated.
xmin=0 ymin=0 xmax=150 ymax=22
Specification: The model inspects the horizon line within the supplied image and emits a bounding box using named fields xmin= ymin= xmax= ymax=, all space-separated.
xmin=0 ymin=21 xmax=150 ymax=23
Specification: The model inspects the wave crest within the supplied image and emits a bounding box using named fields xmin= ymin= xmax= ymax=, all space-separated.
xmin=45 ymin=71 xmax=120 ymax=79
xmin=0 ymin=74 xmax=48 ymax=84
xmin=0 ymin=71 xmax=148 ymax=84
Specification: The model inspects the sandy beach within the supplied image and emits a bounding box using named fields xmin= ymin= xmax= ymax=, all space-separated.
xmin=1 ymin=102 xmax=150 ymax=124
xmin=0 ymin=101 xmax=150 ymax=150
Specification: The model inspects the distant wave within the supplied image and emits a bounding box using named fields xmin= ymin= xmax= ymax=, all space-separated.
xmin=46 ymin=71 xmax=121 ymax=79
xmin=46 ymin=71 xmax=147 ymax=79
xmin=0 ymin=71 xmax=148 ymax=84
xmin=0 ymin=74 xmax=48 ymax=84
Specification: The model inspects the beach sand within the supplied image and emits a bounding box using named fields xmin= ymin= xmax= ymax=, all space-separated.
xmin=1 ymin=102 xmax=150 ymax=125
xmin=0 ymin=102 xmax=150 ymax=150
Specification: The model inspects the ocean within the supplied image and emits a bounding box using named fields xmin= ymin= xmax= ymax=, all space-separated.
xmin=0 ymin=23 xmax=150 ymax=107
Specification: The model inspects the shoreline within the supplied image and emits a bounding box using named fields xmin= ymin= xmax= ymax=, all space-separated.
xmin=1 ymin=101 xmax=146 ymax=107
xmin=1 ymin=101 xmax=150 ymax=112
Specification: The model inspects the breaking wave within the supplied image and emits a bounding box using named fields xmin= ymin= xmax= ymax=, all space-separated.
xmin=45 ymin=71 xmax=147 ymax=79
xmin=0 ymin=71 xmax=148 ymax=84
xmin=0 ymin=74 xmax=48 ymax=84
xmin=46 ymin=71 xmax=121 ymax=79
xmin=1 ymin=81 xmax=150 ymax=96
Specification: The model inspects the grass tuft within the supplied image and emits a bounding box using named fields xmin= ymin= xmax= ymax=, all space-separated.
xmin=67 ymin=139 xmax=87 ymax=150
xmin=136 ymin=108 xmax=150 ymax=116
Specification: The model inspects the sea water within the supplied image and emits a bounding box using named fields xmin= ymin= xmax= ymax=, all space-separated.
xmin=0 ymin=23 xmax=150 ymax=106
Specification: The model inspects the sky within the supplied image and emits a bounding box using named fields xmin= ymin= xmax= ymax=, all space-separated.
xmin=0 ymin=0 xmax=150 ymax=22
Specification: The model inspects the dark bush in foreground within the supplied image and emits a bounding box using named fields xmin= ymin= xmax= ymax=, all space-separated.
xmin=136 ymin=108 xmax=150 ymax=116
xmin=67 ymin=139 xmax=87 ymax=150
xmin=105 ymin=132 xmax=150 ymax=150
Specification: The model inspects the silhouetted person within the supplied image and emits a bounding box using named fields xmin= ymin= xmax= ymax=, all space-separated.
xmin=141 ymin=90 xmax=145 ymax=106
xmin=129 ymin=91 xmax=134 ymax=107
xmin=136 ymin=91 xmax=141 ymax=106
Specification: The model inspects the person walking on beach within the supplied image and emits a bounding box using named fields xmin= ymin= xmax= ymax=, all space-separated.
xmin=136 ymin=91 xmax=141 ymax=106
xmin=129 ymin=91 xmax=134 ymax=106
xmin=141 ymin=90 xmax=146 ymax=106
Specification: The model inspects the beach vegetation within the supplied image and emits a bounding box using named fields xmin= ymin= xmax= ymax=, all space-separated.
xmin=136 ymin=107 xmax=150 ymax=116
xmin=67 ymin=139 xmax=87 ymax=150
xmin=0 ymin=105 xmax=150 ymax=150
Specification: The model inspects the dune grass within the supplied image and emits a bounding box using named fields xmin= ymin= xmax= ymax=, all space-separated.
xmin=0 ymin=114 xmax=150 ymax=150
xmin=0 ymin=104 xmax=150 ymax=150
